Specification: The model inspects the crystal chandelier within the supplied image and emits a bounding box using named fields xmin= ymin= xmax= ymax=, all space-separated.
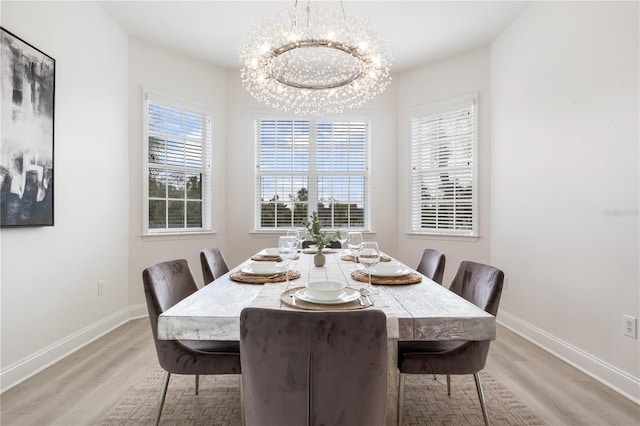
xmin=240 ymin=0 xmax=392 ymax=116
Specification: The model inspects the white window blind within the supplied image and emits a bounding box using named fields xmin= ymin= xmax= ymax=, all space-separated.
xmin=256 ymin=119 xmax=369 ymax=230
xmin=410 ymin=95 xmax=477 ymax=235
xmin=145 ymin=94 xmax=212 ymax=233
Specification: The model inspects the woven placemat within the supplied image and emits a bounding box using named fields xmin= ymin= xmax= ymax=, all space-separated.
xmin=250 ymin=254 xmax=300 ymax=262
xmin=280 ymin=287 xmax=368 ymax=311
xmin=230 ymin=270 xmax=301 ymax=284
xmin=351 ymin=270 xmax=422 ymax=285
xmin=340 ymin=254 xmax=391 ymax=263
xmin=250 ymin=254 xmax=281 ymax=261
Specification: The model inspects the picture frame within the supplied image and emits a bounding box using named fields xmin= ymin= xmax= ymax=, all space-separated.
xmin=1 ymin=27 xmax=55 ymax=227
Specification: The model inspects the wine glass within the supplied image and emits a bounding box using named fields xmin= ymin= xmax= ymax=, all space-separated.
xmin=278 ymin=236 xmax=297 ymax=288
xmin=346 ymin=231 xmax=363 ymax=271
xmin=336 ymin=228 xmax=348 ymax=254
xmin=358 ymin=241 xmax=381 ymax=291
xmin=296 ymin=227 xmax=307 ymax=251
xmin=287 ymin=229 xmax=299 ymax=251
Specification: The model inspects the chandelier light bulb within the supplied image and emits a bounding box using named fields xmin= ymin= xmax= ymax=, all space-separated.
xmin=239 ymin=1 xmax=392 ymax=116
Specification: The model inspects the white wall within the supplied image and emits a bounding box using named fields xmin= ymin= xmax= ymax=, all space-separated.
xmin=492 ymin=1 xmax=639 ymax=402
xmin=396 ymin=46 xmax=493 ymax=285
xmin=127 ymin=38 xmax=228 ymax=309
xmin=224 ymin=72 xmax=399 ymax=267
xmin=0 ymin=1 xmax=129 ymax=391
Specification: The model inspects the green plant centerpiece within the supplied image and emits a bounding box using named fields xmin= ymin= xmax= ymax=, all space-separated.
xmin=305 ymin=212 xmax=342 ymax=267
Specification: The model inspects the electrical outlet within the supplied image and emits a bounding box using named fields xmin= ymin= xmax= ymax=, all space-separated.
xmin=98 ymin=280 xmax=105 ymax=296
xmin=623 ymin=315 xmax=637 ymax=339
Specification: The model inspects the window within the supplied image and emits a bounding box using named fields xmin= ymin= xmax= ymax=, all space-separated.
xmin=256 ymin=119 xmax=369 ymax=230
xmin=410 ymin=94 xmax=477 ymax=236
xmin=144 ymin=91 xmax=212 ymax=234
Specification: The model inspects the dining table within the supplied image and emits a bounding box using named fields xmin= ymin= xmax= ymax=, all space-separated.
xmin=157 ymin=247 xmax=496 ymax=426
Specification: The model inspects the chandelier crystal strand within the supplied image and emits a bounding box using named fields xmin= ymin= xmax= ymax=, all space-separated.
xmin=240 ymin=1 xmax=392 ymax=116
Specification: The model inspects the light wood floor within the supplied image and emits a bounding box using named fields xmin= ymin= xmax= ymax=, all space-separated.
xmin=1 ymin=319 xmax=638 ymax=425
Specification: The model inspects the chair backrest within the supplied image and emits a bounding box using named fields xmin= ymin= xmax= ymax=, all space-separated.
xmin=448 ymin=261 xmax=504 ymax=316
xmin=416 ymin=249 xmax=446 ymax=285
xmin=240 ymin=308 xmax=388 ymax=426
xmin=142 ymin=259 xmax=198 ymax=369
xmin=200 ymin=247 xmax=229 ymax=284
xmin=445 ymin=261 xmax=505 ymax=374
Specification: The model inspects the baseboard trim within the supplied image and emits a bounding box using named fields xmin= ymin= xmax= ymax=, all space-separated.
xmin=4 ymin=304 xmax=638 ymax=405
xmin=1 ymin=305 xmax=146 ymax=393
xmin=498 ymin=310 xmax=640 ymax=405
xmin=129 ymin=303 xmax=148 ymax=320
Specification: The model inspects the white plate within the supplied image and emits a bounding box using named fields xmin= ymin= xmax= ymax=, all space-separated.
xmin=295 ymin=287 xmax=361 ymax=305
xmin=370 ymin=263 xmax=412 ymax=277
xmin=306 ymin=281 xmax=346 ymax=300
xmin=303 ymin=248 xmax=337 ymax=254
xmin=241 ymin=265 xmax=284 ymax=276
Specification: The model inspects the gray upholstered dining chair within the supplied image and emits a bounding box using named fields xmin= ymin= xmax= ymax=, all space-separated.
xmin=200 ymin=246 xmax=230 ymax=284
xmin=143 ymin=259 xmax=241 ymax=426
xmin=416 ymin=249 xmax=446 ymax=381
xmin=240 ymin=307 xmax=388 ymax=426
xmin=416 ymin=248 xmax=446 ymax=285
xmin=397 ymin=261 xmax=504 ymax=426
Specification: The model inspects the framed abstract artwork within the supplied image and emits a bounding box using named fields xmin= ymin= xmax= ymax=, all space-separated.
xmin=1 ymin=27 xmax=55 ymax=227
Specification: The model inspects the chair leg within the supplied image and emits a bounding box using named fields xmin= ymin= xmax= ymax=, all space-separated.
xmin=195 ymin=374 xmax=199 ymax=395
xmin=474 ymin=372 xmax=491 ymax=426
xmin=155 ymin=371 xmax=171 ymax=426
xmin=446 ymin=374 xmax=451 ymax=395
xmin=240 ymin=376 xmax=245 ymax=426
xmin=397 ymin=373 xmax=406 ymax=426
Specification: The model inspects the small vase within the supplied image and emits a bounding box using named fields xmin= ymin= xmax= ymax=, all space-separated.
xmin=314 ymin=252 xmax=326 ymax=267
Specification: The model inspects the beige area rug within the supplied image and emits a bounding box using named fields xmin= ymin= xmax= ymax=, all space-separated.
xmin=97 ymin=369 xmax=547 ymax=426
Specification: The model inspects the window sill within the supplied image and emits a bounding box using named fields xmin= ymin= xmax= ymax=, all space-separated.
xmin=142 ymin=231 xmax=218 ymax=241
xmin=405 ymin=232 xmax=479 ymax=242
xmin=250 ymin=230 xmax=376 ymax=237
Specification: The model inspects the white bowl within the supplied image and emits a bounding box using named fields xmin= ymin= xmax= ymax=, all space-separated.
xmin=245 ymin=261 xmax=280 ymax=274
xmin=306 ymin=281 xmax=346 ymax=301
xmin=261 ymin=248 xmax=280 ymax=256
xmin=370 ymin=262 xmax=410 ymax=277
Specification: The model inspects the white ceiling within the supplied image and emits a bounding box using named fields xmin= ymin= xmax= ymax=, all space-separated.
xmin=98 ymin=1 xmax=530 ymax=72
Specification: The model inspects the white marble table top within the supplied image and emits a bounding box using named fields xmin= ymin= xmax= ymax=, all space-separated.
xmin=157 ymin=251 xmax=495 ymax=342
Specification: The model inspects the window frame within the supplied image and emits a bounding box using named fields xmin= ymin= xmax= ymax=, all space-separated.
xmin=142 ymin=88 xmax=213 ymax=236
xmin=253 ymin=115 xmax=371 ymax=232
xmin=409 ymin=93 xmax=478 ymax=237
